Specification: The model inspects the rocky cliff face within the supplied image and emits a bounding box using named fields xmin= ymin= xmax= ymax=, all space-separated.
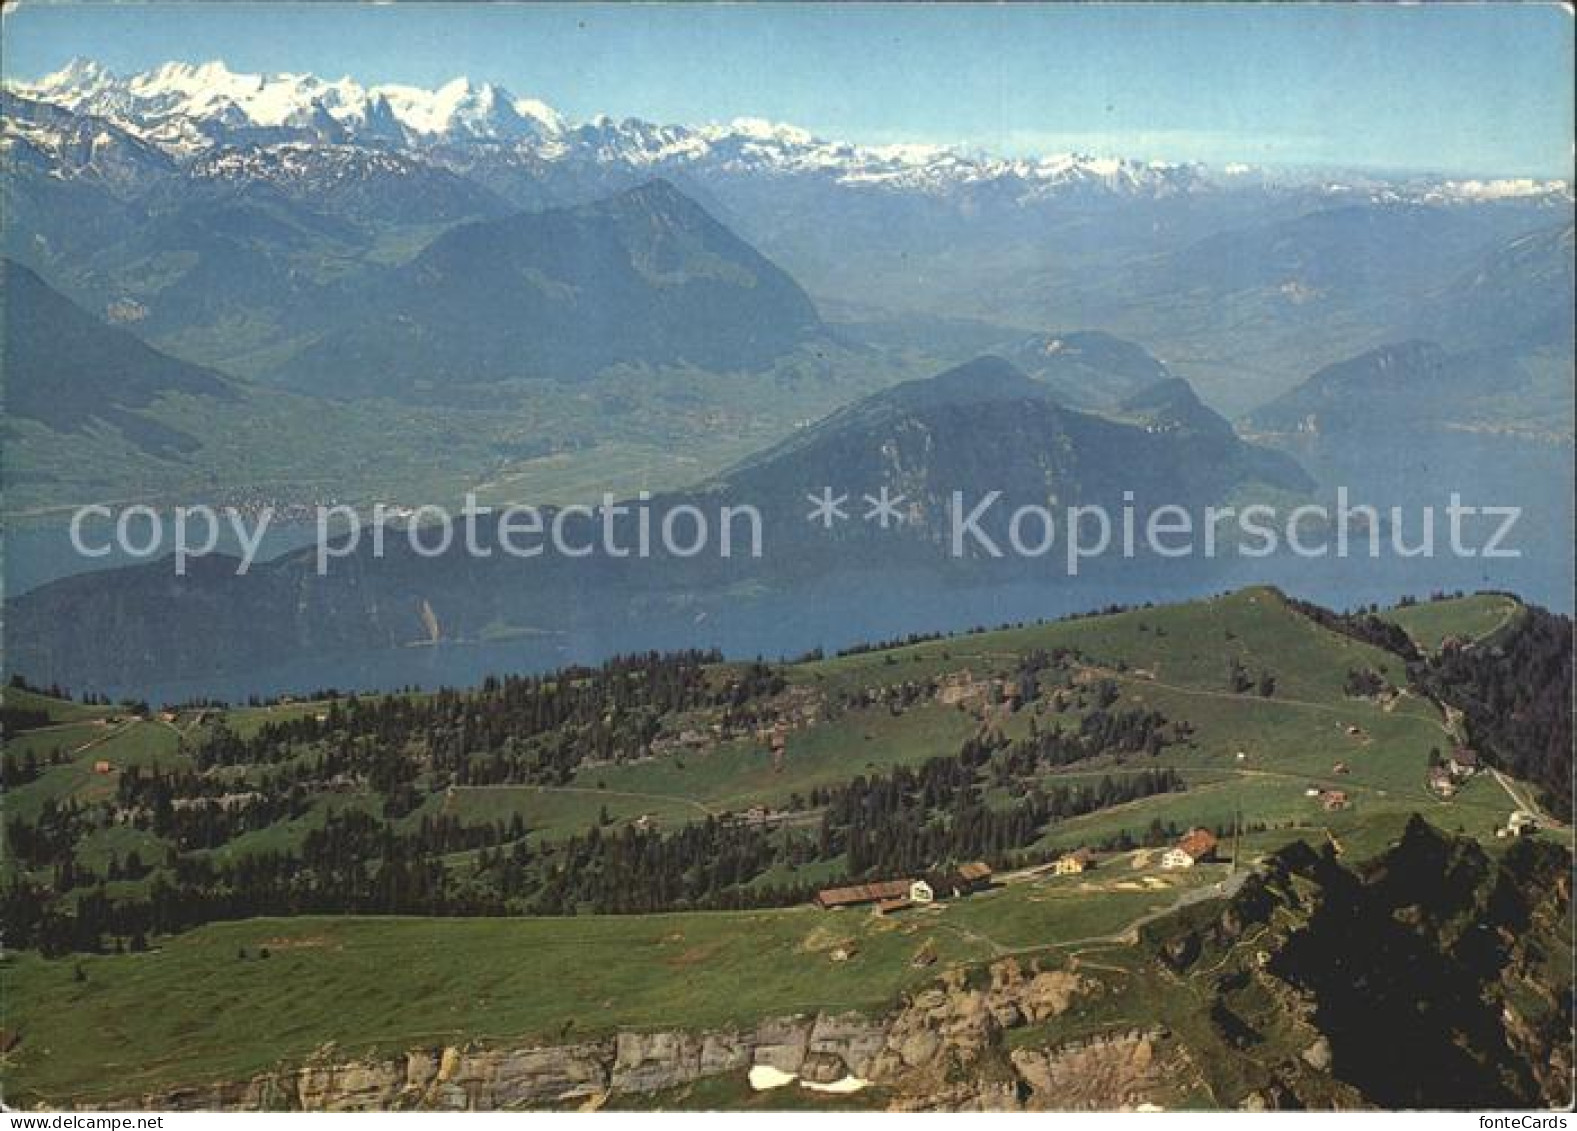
xmin=1136 ymin=818 xmax=1575 ymax=1111
xmin=1260 ymin=820 xmax=1574 ymax=1109
xmin=141 ymin=962 xmax=1163 ymax=1112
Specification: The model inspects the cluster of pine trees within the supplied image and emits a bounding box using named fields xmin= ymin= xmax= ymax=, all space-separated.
xmin=1287 ymin=597 xmax=1421 ymax=661
xmin=194 ymin=651 xmax=779 ymax=789
xmin=1 ymin=743 xmax=69 ymax=788
xmin=3 ymin=701 xmax=1190 ymax=951
xmin=1344 ymin=668 xmax=1390 ymax=698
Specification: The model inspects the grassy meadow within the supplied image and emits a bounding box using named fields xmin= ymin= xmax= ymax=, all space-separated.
xmin=1 ymin=587 xmax=1563 ymax=1106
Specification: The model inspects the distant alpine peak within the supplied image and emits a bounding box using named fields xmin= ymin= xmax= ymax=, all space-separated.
xmin=36 ymin=56 xmax=114 ymax=89
xmin=377 ymin=76 xmax=566 ymax=139
xmin=721 ymin=117 xmax=817 ymax=146
xmin=14 ymin=57 xmax=569 ymax=149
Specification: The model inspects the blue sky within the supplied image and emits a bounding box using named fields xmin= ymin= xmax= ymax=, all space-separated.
xmin=3 ymin=2 xmax=1572 ymax=176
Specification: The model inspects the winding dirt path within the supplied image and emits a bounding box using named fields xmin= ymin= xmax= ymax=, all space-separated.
xmin=1489 ymin=768 xmax=1566 ymax=831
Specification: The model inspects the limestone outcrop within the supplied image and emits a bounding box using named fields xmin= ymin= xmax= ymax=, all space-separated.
xmin=138 ymin=957 xmax=1111 ymax=1112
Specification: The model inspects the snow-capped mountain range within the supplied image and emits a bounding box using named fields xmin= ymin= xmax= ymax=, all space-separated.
xmin=19 ymin=58 xmax=566 ymax=149
xmin=8 ymin=58 xmax=1206 ymax=198
xmin=11 ymin=57 xmax=1568 ymax=206
xmin=4 ymin=58 xmax=1212 ymax=202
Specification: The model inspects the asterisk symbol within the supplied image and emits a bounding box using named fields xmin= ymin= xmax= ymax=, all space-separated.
xmin=863 ymin=487 xmax=907 ymax=529
xmin=806 ymin=487 xmax=849 ymax=528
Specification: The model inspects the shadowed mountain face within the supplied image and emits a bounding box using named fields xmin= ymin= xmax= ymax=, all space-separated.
xmin=183 ymin=144 xmax=514 ymax=226
xmin=1245 ymin=334 xmax=1573 ymax=440
xmin=1117 ymin=376 xmax=1234 ymax=437
xmin=718 ymin=357 xmax=1311 ymax=553
xmin=1420 ymin=221 xmax=1576 ymax=353
xmin=1265 ymin=822 xmax=1573 ymax=1108
xmin=1241 ymin=221 xmax=1576 ymax=440
xmin=272 ymin=179 xmax=825 ymax=394
xmin=0 ymin=91 xmax=176 ymax=193
xmin=1244 ymin=341 xmax=1470 ymax=436
xmin=1147 ymin=820 xmax=1575 ymax=1110
xmin=1153 ymin=205 xmax=1503 ymax=301
xmin=8 ymin=355 xmax=1310 ymax=694
xmin=1 ymin=259 xmax=236 ymax=455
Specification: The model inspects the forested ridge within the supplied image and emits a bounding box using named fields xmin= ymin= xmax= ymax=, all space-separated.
xmin=1414 ymin=604 xmax=1574 ymax=821
xmin=3 ymin=642 xmax=1190 ymax=954
xmin=6 ymin=589 xmax=1569 ymax=960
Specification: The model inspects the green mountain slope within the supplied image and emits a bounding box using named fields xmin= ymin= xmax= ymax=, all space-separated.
xmin=1 ymin=258 xmax=236 ymax=455
xmin=2 ymin=588 xmax=1569 ymax=1109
